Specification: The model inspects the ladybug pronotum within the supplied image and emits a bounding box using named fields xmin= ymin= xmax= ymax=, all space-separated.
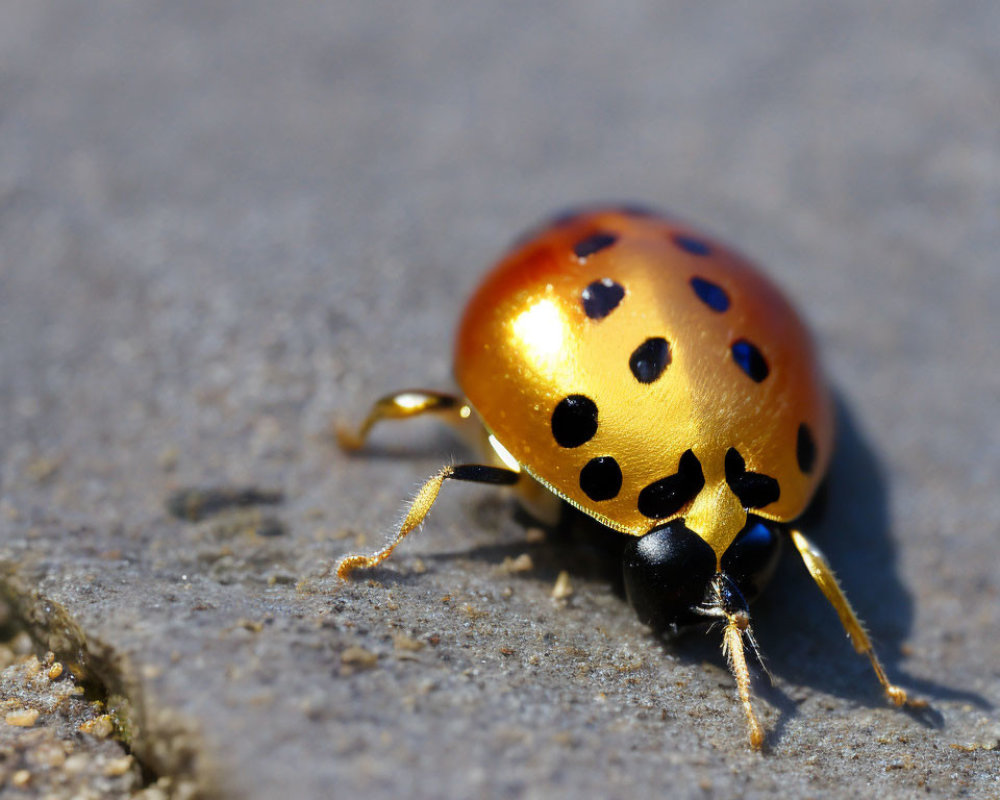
xmin=335 ymin=206 xmax=921 ymax=748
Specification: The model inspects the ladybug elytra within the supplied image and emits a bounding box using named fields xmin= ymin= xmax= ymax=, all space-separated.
xmin=335 ymin=206 xmax=921 ymax=748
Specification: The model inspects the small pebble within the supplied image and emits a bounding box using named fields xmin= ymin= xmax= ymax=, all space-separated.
xmin=79 ymin=714 xmax=115 ymax=739
xmin=104 ymin=755 xmax=134 ymax=776
xmin=524 ymin=527 xmax=546 ymax=543
xmin=497 ymin=554 xmax=534 ymax=574
xmin=551 ymin=570 xmax=573 ymax=600
xmin=6 ymin=708 xmax=40 ymax=727
xmin=340 ymin=646 xmax=378 ymax=671
xmin=392 ymin=634 xmax=425 ymax=652
xmin=63 ymin=753 xmax=91 ymax=774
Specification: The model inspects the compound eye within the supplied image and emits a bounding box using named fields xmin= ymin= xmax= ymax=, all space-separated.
xmin=719 ymin=518 xmax=784 ymax=603
xmin=622 ymin=520 xmax=716 ymax=631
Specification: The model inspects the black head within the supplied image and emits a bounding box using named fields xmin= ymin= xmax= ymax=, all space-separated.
xmin=622 ymin=519 xmax=716 ymax=630
xmin=622 ymin=517 xmax=784 ymax=630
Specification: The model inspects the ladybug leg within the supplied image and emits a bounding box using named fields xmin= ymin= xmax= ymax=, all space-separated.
xmin=336 ymin=390 xmax=472 ymax=451
xmin=335 ymin=464 xmax=520 ymax=579
xmin=710 ymin=575 xmax=767 ymax=749
xmin=721 ymin=612 xmax=765 ymax=750
xmin=788 ymin=529 xmax=926 ymax=709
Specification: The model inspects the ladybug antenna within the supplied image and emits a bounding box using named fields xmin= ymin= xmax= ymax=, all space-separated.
xmin=741 ymin=620 xmax=773 ymax=685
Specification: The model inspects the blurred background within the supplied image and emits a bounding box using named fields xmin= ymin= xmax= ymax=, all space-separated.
xmin=2 ymin=2 xmax=998 ymax=798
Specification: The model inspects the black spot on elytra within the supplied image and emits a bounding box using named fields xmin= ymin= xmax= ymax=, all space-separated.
xmin=573 ymin=232 xmax=618 ymax=260
xmin=731 ymin=339 xmax=769 ymax=382
xmin=579 ymin=456 xmax=622 ymax=501
xmin=673 ymin=234 xmax=712 ymax=256
xmin=629 ymin=337 xmax=671 ymax=384
xmin=581 ymin=279 xmax=625 ymax=320
xmin=551 ymin=395 xmax=598 ymax=448
xmin=796 ymin=423 xmax=817 ymax=474
xmin=637 ymin=450 xmax=705 ymax=519
xmin=725 ymin=448 xmax=780 ymax=508
xmin=690 ymin=277 xmax=730 ymax=312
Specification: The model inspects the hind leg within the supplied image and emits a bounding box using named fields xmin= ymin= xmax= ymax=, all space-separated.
xmin=337 ymin=390 xmax=472 ymax=451
xmin=789 ymin=528 xmax=924 ymax=708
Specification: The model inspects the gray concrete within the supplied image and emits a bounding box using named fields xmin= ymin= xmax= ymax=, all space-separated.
xmin=2 ymin=1 xmax=998 ymax=797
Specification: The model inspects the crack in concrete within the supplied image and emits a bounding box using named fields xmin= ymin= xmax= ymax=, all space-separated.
xmin=0 ymin=561 xmax=219 ymax=799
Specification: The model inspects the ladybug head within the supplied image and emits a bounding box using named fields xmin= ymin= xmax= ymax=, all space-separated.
xmin=622 ymin=518 xmax=784 ymax=631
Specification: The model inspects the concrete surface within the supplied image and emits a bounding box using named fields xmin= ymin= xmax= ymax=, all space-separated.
xmin=1 ymin=1 xmax=998 ymax=798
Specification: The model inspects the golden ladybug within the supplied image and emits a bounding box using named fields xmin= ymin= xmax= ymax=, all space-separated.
xmin=336 ymin=206 xmax=922 ymax=748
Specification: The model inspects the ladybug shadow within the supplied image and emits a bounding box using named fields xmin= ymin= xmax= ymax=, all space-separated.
xmin=367 ymin=496 xmax=628 ymax=590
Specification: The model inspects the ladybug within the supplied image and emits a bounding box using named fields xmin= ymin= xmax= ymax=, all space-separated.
xmin=335 ymin=205 xmax=921 ymax=748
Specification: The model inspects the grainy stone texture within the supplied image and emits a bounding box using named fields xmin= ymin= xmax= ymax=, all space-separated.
xmin=0 ymin=637 xmax=144 ymax=798
xmin=1 ymin=2 xmax=998 ymax=798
